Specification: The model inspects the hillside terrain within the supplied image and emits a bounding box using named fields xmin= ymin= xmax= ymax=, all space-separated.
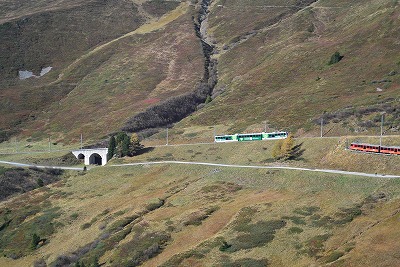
xmin=0 ymin=0 xmax=399 ymax=144
xmin=1 ymin=137 xmax=400 ymax=266
xmin=1 ymin=0 xmax=400 ymax=267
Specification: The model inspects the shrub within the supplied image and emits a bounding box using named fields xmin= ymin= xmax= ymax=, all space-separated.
xmin=37 ymin=178 xmax=44 ymax=187
xmin=31 ymin=233 xmax=41 ymax=250
xmin=205 ymin=95 xmax=212 ymax=104
xmin=145 ymin=198 xmax=165 ymax=211
xmin=130 ymin=133 xmax=144 ymax=155
xmin=228 ymin=220 xmax=286 ymax=251
xmin=107 ymin=135 xmax=116 ymax=160
xmin=328 ymin=51 xmax=343 ymax=65
xmin=219 ymin=241 xmax=232 ymax=251
xmin=288 ymin=227 xmax=303 ymax=234
xmin=81 ymin=223 xmax=92 ymax=230
xmin=282 ymin=216 xmax=306 ymax=225
xmin=325 ymin=251 xmax=344 ymax=263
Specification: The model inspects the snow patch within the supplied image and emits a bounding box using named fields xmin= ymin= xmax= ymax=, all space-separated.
xmin=18 ymin=70 xmax=35 ymax=80
xmin=40 ymin=66 xmax=52 ymax=76
xmin=19 ymin=66 xmax=52 ymax=80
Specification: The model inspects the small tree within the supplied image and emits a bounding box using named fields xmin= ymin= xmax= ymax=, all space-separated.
xmin=272 ymin=134 xmax=301 ymax=160
xmin=107 ymin=135 xmax=116 ymax=160
xmin=37 ymin=178 xmax=44 ymax=187
xmin=281 ymin=134 xmax=295 ymax=160
xmin=129 ymin=133 xmax=144 ymax=156
xmin=121 ymin=135 xmax=130 ymax=157
xmin=114 ymin=132 xmax=130 ymax=157
xmin=328 ymin=51 xmax=343 ymax=65
xmin=271 ymin=139 xmax=284 ymax=159
xmin=205 ymin=95 xmax=212 ymax=104
xmin=31 ymin=233 xmax=41 ymax=250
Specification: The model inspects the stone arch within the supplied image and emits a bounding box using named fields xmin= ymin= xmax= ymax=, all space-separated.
xmin=89 ymin=153 xmax=103 ymax=165
xmin=77 ymin=153 xmax=85 ymax=160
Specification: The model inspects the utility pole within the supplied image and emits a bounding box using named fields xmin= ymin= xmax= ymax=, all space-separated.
xmin=320 ymin=117 xmax=323 ymax=138
xmin=166 ymin=128 xmax=169 ymax=146
xmin=380 ymin=113 xmax=384 ymax=147
xmin=213 ymin=126 xmax=216 ymax=142
xmin=80 ymin=133 xmax=83 ymax=149
xmin=264 ymin=121 xmax=267 ymax=132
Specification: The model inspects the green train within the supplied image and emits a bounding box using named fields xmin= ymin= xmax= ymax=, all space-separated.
xmin=214 ymin=131 xmax=288 ymax=142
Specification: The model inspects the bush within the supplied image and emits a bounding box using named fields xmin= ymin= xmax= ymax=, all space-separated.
xmin=228 ymin=220 xmax=286 ymax=251
xmin=31 ymin=233 xmax=41 ymax=250
xmin=145 ymin=198 xmax=165 ymax=211
xmin=81 ymin=223 xmax=92 ymax=230
xmin=281 ymin=216 xmax=306 ymax=225
xmin=328 ymin=51 xmax=343 ymax=65
xmin=107 ymin=135 xmax=116 ymax=160
xmin=325 ymin=251 xmax=344 ymax=263
xmin=288 ymin=227 xmax=303 ymax=234
xmin=205 ymin=95 xmax=212 ymax=104
xmin=219 ymin=241 xmax=232 ymax=252
xmin=37 ymin=178 xmax=44 ymax=187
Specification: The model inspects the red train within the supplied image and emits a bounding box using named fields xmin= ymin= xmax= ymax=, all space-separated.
xmin=350 ymin=143 xmax=400 ymax=155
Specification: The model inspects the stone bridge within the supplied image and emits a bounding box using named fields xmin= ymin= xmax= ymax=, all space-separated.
xmin=72 ymin=148 xmax=108 ymax=166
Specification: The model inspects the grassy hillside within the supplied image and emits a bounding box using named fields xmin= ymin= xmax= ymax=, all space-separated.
xmin=176 ymin=0 xmax=400 ymax=136
xmin=0 ymin=160 xmax=399 ymax=266
xmin=0 ymin=0 xmax=196 ymax=142
xmin=1 ymin=135 xmax=400 ymax=266
xmin=1 ymin=0 xmax=400 ymax=144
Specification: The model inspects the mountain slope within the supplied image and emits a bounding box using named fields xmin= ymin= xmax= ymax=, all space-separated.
xmin=0 ymin=160 xmax=399 ymax=266
xmin=1 ymin=0 xmax=400 ymax=142
xmin=0 ymin=0 xmax=195 ymax=142
xmin=177 ymin=0 xmax=400 ymax=135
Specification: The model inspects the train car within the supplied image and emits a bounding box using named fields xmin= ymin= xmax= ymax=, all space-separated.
xmin=380 ymin=145 xmax=400 ymax=155
xmin=350 ymin=143 xmax=380 ymax=153
xmin=263 ymin=131 xmax=288 ymax=139
xmin=215 ymin=131 xmax=288 ymax=143
xmin=237 ymin=133 xmax=263 ymax=141
xmin=350 ymin=142 xmax=400 ymax=155
xmin=215 ymin=134 xmax=237 ymax=142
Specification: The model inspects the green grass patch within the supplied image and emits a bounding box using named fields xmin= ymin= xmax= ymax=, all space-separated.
xmin=227 ymin=220 xmax=286 ymax=251
xmin=288 ymin=227 xmax=304 ymax=234
xmin=282 ymin=216 xmax=307 ymax=225
xmin=0 ymin=204 xmax=61 ymax=259
xmin=324 ymin=251 xmax=345 ymax=263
